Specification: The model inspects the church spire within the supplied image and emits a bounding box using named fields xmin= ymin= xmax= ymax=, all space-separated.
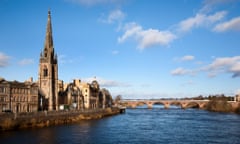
xmin=39 ymin=10 xmax=59 ymax=111
xmin=43 ymin=10 xmax=54 ymax=58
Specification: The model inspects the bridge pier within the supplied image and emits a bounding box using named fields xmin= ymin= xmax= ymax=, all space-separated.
xmin=181 ymin=103 xmax=188 ymax=109
xmin=199 ymin=103 xmax=206 ymax=109
xmin=148 ymin=105 xmax=152 ymax=109
xmin=164 ymin=103 xmax=170 ymax=109
xmin=128 ymin=103 xmax=137 ymax=109
xmin=147 ymin=103 xmax=153 ymax=109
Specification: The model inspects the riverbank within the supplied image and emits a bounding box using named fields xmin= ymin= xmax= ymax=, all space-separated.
xmin=0 ymin=108 xmax=120 ymax=131
xmin=205 ymin=100 xmax=240 ymax=114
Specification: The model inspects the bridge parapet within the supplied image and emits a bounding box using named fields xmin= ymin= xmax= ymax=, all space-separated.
xmin=121 ymin=99 xmax=210 ymax=109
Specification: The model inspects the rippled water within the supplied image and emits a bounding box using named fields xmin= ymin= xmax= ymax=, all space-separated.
xmin=1 ymin=106 xmax=240 ymax=144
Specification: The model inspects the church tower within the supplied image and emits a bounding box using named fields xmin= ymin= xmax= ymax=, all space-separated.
xmin=38 ymin=10 xmax=58 ymax=111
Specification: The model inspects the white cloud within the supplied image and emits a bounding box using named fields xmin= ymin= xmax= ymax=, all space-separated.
xmin=178 ymin=11 xmax=227 ymax=32
xmin=230 ymin=62 xmax=240 ymax=77
xmin=171 ymin=56 xmax=240 ymax=78
xmin=0 ymin=52 xmax=10 ymax=67
xmin=171 ymin=67 xmax=192 ymax=76
xmin=200 ymin=0 xmax=234 ymax=13
xmin=206 ymin=56 xmax=240 ymax=78
xmin=18 ymin=58 xmax=34 ymax=66
xmin=118 ymin=22 xmax=176 ymax=50
xmin=118 ymin=22 xmax=141 ymax=42
xmin=180 ymin=55 xmax=195 ymax=61
xmin=66 ymin=0 xmax=123 ymax=6
xmin=100 ymin=9 xmax=125 ymax=24
xmin=213 ymin=16 xmax=240 ymax=32
xmin=82 ymin=77 xmax=130 ymax=87
xmin=114 ymin=0 xmax=235 ymax=50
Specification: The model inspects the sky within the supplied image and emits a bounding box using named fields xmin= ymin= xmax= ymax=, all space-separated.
xmin=0 ymin=0 xmax=240 ymax=99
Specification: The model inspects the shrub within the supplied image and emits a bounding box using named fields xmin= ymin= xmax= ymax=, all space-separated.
xmin=235 ymin=103 xmax=240 ymax=114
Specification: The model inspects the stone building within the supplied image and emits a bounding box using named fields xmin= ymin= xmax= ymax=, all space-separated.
xmin=99 ymin=88 xmax=113 ymax=109
xmin=0 ymin=78 xmax=38 ymax=113
xmin=58 ymin=79 xmax=113 ymax=110
xmin=235 ymin=94 xmax=240 ymax=102
xmin=58 ymin=80 xmax=84 ymax=110
xmin=59 ymin=79 xmax=98 ymax=109
xmin=38 ymin=10 xmax=59 ymax=111
xmin=89 ymin=80 xmax=100 ymax=109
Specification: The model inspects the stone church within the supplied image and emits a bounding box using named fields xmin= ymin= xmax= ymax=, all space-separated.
xmin=38 ymin=10 xmax=113 ymax=111
xmin=38 ymin=10 xmax=58 ymax=111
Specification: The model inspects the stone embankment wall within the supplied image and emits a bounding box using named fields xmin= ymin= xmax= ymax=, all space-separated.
xmin=0 ymin=108 xmax=120 ymax=131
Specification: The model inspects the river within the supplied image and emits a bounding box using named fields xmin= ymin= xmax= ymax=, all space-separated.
xmin=1 ymin=105 xmax=240 ymax=144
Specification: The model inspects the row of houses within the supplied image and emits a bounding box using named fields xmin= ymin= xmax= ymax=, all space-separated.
xmin=0 ymin=78 xmax=113 ymax=113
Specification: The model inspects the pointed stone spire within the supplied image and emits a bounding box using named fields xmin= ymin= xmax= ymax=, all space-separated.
xmin=43 ymin=10 xmax=54 ymax=58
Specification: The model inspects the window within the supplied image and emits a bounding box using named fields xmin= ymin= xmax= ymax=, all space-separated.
xmin=43 ymin=68 xmax=48 ymax=77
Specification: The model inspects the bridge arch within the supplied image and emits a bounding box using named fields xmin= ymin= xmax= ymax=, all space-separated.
xmin=180 ymin=101 xmax=206 ymax=109
xmin=126 ymin=101 xmax=148 ymax=108
xmin=149 ymin=101 xmax=166 ymax=109
xmin=150 ymin=101 xmax=174 ymax=109
xmin=184 ymin=102 xmax=199 ymax=109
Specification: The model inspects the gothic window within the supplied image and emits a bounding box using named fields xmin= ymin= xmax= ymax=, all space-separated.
xmin=44 ymin=49 xmax=47 ymax=57
xmin=43 ymin=68 xmax=48 ymax=77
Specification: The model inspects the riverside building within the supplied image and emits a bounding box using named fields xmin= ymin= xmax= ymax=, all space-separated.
xmin=0 ymin=78 xmax=38 ymax=113
xmin=58 ymin=79 xmax=113 ymax=110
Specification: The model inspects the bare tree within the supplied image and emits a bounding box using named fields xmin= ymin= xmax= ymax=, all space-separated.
xmin=114 ymin=95 xmax=122 ymax=105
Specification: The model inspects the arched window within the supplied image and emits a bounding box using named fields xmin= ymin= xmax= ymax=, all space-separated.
xmin=43 ymin=66 xmax=48 ymax=77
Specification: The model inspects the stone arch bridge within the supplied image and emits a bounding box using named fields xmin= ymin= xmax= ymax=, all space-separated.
xmin=120 ymin=99 xmax=210 ymax=109
xmin=120 ymin=99 xmax=239 ymax=109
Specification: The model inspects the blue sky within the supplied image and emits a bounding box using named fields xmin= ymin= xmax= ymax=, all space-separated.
xmin=1 ymin=0 xmax=240 ymax=99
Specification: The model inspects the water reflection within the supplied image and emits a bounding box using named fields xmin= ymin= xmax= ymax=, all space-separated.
xmin=135 ymin=103 xmax=180 ymax=109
